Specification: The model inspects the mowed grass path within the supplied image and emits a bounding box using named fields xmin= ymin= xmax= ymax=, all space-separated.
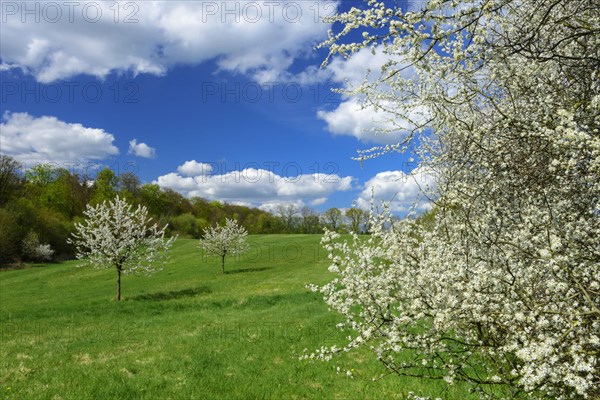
xmin=0 ymin=235 xmax=472 ymax=399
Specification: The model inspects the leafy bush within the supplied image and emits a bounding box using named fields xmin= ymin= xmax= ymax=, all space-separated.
xmin=0 ymin=208 xmax=22 ymax=263
xmin=169 ymin=213 xmax=200 ymax=238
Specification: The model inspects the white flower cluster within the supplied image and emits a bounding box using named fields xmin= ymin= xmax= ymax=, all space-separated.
xmin=310 ymin=0 xmax=599 ymax=398
xmin=22 ymin=231 xmax=54 ymax=262
xmin=33 ymin=244 xmax=54 ymax=261
xmin=69 ymin=196 xmax=176 ymax=275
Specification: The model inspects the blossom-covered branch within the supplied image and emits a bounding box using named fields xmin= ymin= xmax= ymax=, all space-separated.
xmin=308 ymin=0 xmax=599 ymax=398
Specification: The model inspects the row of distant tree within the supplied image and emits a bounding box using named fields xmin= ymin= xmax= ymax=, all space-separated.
xmin=0 ymin=155 xmax=370 ymax=265
xmin=271 ymin=203 xmax=370 ymax=235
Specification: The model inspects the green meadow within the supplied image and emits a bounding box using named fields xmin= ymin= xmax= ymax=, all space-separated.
xmin=0 ymin=236 xmax=474 ymax=399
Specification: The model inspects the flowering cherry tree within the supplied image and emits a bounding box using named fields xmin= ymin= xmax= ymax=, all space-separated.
xmin=200 ymin=219 xmax=249 ymax=274
xmin=308 ymin=0 xmax=599 ymax=398
xmin=69 ymin=196 xmax=176 ymax=301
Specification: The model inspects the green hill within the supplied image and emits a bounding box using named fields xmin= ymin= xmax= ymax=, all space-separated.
xmin=0 ymin=236 xmax=471 ymax=399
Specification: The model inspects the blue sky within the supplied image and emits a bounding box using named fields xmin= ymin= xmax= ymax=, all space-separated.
xmin=0 ymin=1 xmax=434 ymax=213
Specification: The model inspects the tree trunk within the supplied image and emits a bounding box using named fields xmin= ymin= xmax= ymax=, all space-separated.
xmin=221 ymin=254 xmax=225 ymax=274
xmin=116 ymin=267 xmax=122 ymax=301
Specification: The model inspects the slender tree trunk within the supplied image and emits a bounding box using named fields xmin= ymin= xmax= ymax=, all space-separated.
xmin=221 ymin=254 xmax=225 ymax=274
xmin=117 ymin=267 xmax=122 ymax=301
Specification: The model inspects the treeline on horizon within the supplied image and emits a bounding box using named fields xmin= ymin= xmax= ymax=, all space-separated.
xmin=0 ymin=155 xmax=371 ymax=265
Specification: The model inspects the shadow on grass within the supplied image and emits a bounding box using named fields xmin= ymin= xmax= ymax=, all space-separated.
xmin=129 ymin=286 xmax=212 ymax=301
xmin=224 ymin=267 xmax=272 ymax=275
xmin=206 ymin=291 xmax=318 ymax=310
xmin=0 ymin=261 xmax=59 ymax=271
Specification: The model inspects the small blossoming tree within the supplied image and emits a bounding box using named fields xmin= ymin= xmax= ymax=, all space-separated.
xmin=200 ymin=219 xmax=249 ymax=274
xmin=69 ymin=196 xmax=176 ymax=301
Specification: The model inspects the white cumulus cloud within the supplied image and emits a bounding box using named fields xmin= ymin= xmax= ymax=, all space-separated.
xmin=177 ymin=160 xmax=214 ymax=176
xmin=318 ymin=46 xmax=427 ymax=144
xmin=310 ymin=197 xmax=327 ymax=206
xmin=128 ymin=139 xmax=156 ymax=158
xmin=154 ymin=161 xmax=353 ymax=208
xmin=317 ymin=98 xmax=404 ymax=144
xmin=356 ymin=167 xmax=437 ymax=213
xmin=0 ymin=111 xmax=119 ymax=165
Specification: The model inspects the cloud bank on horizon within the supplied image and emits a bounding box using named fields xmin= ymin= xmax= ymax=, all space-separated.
xmin=154 ymin=160 xmax=354 ymax=210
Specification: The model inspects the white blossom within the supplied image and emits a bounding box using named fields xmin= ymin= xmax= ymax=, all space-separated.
xmin=22 ymin=231 xmax=54 ymax=262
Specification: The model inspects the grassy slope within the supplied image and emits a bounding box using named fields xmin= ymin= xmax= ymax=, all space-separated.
xmin=0 ymin=236 xmax=473 ymax=399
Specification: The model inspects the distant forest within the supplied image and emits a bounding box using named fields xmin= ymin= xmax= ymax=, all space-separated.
xmin=0 ymin=155 xmax=370 ymax=264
